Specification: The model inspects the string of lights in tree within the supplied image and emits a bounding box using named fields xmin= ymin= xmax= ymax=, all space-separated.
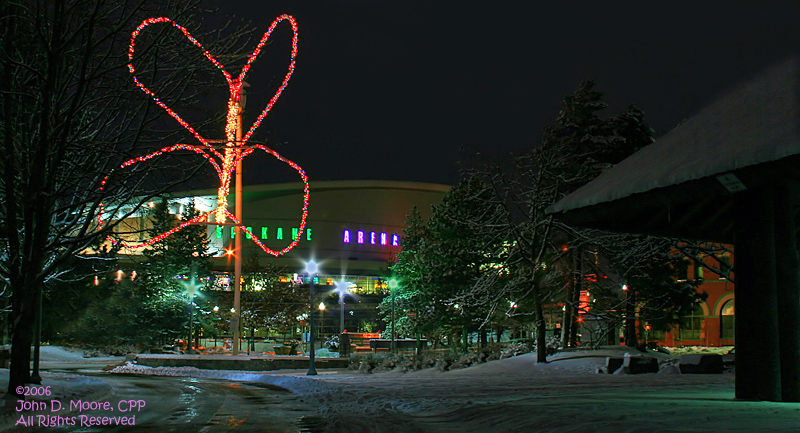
xmin=98 ymin=14 xmax=308 ymax=257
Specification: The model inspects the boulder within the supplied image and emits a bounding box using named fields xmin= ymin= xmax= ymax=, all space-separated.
xmin=623 ymin=355 xmax=659 ymax=374
xmin=678 ymin=354 xmax=723 ymax=374
xmin=606 ymin=357 xmax=624 ymax=374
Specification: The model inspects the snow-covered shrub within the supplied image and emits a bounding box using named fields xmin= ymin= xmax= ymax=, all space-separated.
xmin=373 ymin=354 xmax=404 ymax=372
xmin=450 ymin=351 xmax=483 ymax=370
xmin=349 ymin=354 xmax=385 ymax=373
xmin=499 ymin=341 xmax=532 ymax=359
xmin=435 ymin=355 xmax=453 ymax=372
xmin=545 ymin=338 xmax=561 ymax=356
xmin=82 ymin=348 xmax=102 ymax=358
xmin=356 ymin=357 xmax=378 ymax=373
xmin=323 ymin=335 xmax=340 ymax=351
xmin=397 ymin=356 xmax=422 ymax=372
xmin=347 ymin=344 xmax=533 ymax=374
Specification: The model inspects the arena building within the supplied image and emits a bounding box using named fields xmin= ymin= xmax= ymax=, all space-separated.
xmin=205 ymin=179 xmax=447 ymax=289
xmin=108 ymin=179 xmax=449 ymax=337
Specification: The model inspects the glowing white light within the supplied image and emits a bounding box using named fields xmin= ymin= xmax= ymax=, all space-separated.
xmin=305 ymin=260 xmax=318 ymax=274
xmin=336 ymin=280 xmax=352 ymax=295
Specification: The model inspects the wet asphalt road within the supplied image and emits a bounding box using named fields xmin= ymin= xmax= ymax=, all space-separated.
xmin=7 ymin=374 xmax=323 ymax=433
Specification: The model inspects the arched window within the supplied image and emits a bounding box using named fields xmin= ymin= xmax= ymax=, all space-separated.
xmin=720 ymin=299 xmax=735 ymax=340
xmin=680 ymin=303 xmax=704 ymax=340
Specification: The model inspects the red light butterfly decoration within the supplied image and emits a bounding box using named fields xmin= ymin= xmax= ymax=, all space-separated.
xmin=98 ymin=14 xmax=308 ymax=257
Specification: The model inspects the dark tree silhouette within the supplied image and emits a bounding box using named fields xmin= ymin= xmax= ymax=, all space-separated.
xmin=0 ymin=0 xmax=253 ymax=396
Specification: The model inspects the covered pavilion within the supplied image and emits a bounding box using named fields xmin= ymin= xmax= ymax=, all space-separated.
xmin=547 ymin=58 xmax=800 ymax=402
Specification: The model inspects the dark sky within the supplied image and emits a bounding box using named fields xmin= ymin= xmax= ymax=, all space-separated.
xmin=191 ymin=1 xmax=800 ymax=186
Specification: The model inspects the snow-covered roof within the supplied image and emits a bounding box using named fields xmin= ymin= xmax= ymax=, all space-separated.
xmin=547 ymin=57 xmax=800 ymax=242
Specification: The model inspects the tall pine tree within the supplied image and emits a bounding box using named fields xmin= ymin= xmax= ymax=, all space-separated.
xmin=138 ymin=198 xmax=213 ymax=346
xmin=540 ymin=81 xmax=703 ymax=348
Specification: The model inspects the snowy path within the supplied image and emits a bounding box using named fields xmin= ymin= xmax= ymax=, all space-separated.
xmin=5 ymin=347 xmax=800 ymax=432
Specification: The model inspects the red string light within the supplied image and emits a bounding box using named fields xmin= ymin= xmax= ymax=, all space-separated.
xmin=99 ymin=15 xmax=307 ymax=257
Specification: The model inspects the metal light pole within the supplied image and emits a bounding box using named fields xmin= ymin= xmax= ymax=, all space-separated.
xmin=319 ymin=302 xmax=326 ymax=343
xmin=231 ymin=82 xmax=248 ymax=356
xmin=188 ymin=293 xmax=195 ymax=354
xmin=306 ymin=261 xmax=318 ymax=375
xmin=182 ymin=275 xmax=202 ymax=354
xmin=389 ymin=279 xmax=398 ymax=354
xmin=340 ymin=292 xmax=344 ymax=333
xmin=296 ymin=314 xmax=306 ymax=353
xmin=335 ymin=281 xmax=350 ymax=334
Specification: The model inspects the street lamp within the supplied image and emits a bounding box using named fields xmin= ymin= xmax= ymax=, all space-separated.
xmin=319 ymin=302 xmax=326 ymax=343
xmin=335 ymin=281 xmax=351 ymax=334
xmin=212 ymin=306 xmax=220 ymax=348
xmin=305 ymin=260 xmax=319 ymax=375
xmin=389 ymin=279 xmax=398 ymax=354
xmin=296 ymin=313 xmax=309 ymax=353
xmin=181 ymin=276 xmax=203 ymax=354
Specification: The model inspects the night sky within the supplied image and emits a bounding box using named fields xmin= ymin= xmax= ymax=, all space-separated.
xmin=191 ymin=1 xmax=800 ymax=186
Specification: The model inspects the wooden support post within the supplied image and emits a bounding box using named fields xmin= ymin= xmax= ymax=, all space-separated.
xmin=775 ymin=181 xmax=800 ymax=402
xmin=734 ymin=187 xmax=781 ymax=401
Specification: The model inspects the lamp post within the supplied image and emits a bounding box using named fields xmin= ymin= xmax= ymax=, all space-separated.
xmin=389 ymin=279 xmax=398 ymax=354
xmin=335 ymin=281 xmax=351 ymax=334
xmin=319 ymin=302 xmax=326 ymax=344
xmin=182 ymin=276 xmax=202 ymax=354
xmin=305 ymin=260 xmax=318 ymax=375
xmin=231 ymin=82 xmax=248 ymax=356
xmin=296 ymin=314 xmax=307 ymax=353
xmin=213 ymin=306 xmax=219 ymax=348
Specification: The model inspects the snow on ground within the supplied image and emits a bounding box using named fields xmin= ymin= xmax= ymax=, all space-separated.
xmin=3 ymin=346 xmax=799 ymax=432
xmin=37 ymin=345 xmax=123 ymax=364
xmin=108 ymin=347 xmax=800 ymax=432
